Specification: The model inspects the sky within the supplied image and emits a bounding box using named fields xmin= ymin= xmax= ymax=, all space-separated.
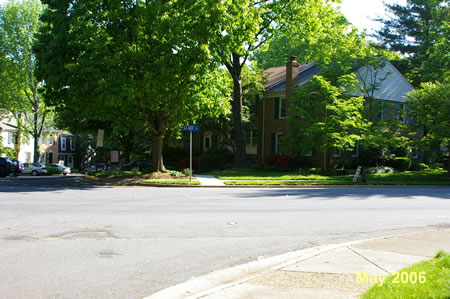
xmin=0 ymin=0 xmax=407 ymax=35
xmin=337 ymin=0 xmax=407 ymax=34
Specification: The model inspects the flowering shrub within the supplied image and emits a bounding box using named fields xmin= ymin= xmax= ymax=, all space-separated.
xmin=265 ymin=154 xmax=281 ymax=166
xmin=274 ymin=155 xmax=292 ymax=169
xmin=179 ymin=157 xmax=198 ymax=170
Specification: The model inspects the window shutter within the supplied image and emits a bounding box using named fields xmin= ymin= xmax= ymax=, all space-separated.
xmin=274 ymin=97 xmax=279 ymax=119
xmin=271 ymin=133 xmax=276 ymax=154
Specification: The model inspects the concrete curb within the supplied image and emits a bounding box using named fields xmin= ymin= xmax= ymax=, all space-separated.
xmin=143 ymin=229 xmax=436 ymax=299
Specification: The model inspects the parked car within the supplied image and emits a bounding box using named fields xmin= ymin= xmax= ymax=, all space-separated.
xmin=48 ymin=163 xmax=71 ymax=175
xmin=0 ymin=157 xmax=15 ymax=177
xmin=121 ymin=160 xmax=152 ymax=171
xmin=11 ymin=160 xmax=23 ymax=176
xmin=22 ymin=163 xmax=48 ymax=176
xmin=84 ymin=163 xmax=107 ymax=173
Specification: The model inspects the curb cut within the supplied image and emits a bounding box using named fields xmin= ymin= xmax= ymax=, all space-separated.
xmin=144 ymin=229 xmax=436 ymax=299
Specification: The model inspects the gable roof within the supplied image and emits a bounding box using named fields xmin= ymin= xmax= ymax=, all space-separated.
xmin=263 ymin=61 xmax=414 ymax=102
xmin=264 ymin=62 xmax=317 ymax=92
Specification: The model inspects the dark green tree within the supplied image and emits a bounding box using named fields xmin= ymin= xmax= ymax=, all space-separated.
xmin=375 ymin=0 xmax=449 ymax=86
xmin=406 ymin=82 xmax=450 ymax=175
xmin=35 ymin=0 xmax=230 ymax=171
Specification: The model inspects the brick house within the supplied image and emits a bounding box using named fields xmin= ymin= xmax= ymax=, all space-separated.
xmin=257 ymin=57 xmax=415 ymax=166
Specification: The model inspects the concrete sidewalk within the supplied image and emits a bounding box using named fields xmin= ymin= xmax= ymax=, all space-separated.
xmin=146 ymin=229 xmax=450 ymax=299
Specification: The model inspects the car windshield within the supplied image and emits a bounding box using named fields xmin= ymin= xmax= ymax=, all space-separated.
xmin=32 ymin=163 xmax=42 ymax=167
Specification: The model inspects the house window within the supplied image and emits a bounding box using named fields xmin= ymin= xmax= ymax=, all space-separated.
xmin=274 ymin=132 xmax=284 ymax=154
xmin=246 ymin=128 xmax=258 ymax=155
xmin=332 ymin=149 xmax=342 ymax=158
xmin=397 ymin=103 xmax=406 ymax=124
xmin=349 ymin=144 xmax=359 ymax=157
xmin=61 ymin=136 xmax=67 ymax=151
xmin=375 ymin=100 xmax=388 ymax=120
xmin=8 ymin=132 xmax=14 ymax=145
xmin=274 ymin=97 xmax=286 ymax=119
xmin=70 ymin=137 xmax=75 ymax=151
xmin=303 ymin=150 xmax=313 ymax=157
xmin=203 ymin=132 xmax=211 ymax=151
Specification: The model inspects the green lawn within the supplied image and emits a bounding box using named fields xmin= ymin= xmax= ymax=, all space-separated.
xmin=362 ymin=251 xmax=450 ymax=299
xmin=212 ymin=169 xmax=450 ymax=186
xmin=141 ymin=180 xmax=201 ymax=185
xmin=209 ymin=168 xmax=337 ymax=180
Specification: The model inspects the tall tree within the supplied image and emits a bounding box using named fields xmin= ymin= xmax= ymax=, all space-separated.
xmin=207 ymin=0 xmax=341 ymax=168
xmin=254 ymin=2 xmax=365 ymax=70
xmin=286 ymin=74 xmax=367 ymax=169
xmin=0 ymin=0 xmax=47 ymax=163
xmin=375 ymin=0 xmax=449 ymax=86
xmin=36 ymin=0 xmax=230 ymax=171
xmin=406 ymin=82 xmax=450 ymax=175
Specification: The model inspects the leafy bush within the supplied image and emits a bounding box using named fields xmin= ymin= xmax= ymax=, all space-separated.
xmin=181 ymin=168 xmax=191 ymax=176
xmin=265 ymin=154 xmax=281 ymax=166
xmin=46 ymin=167 xmax=62 ymax=175
xmin=366 ymin=166 xmax=395 ymax=174
xmin=198 ymin=148 xmax=234 ymax=172
xmin=179 ymin=157 xmax=198 ymax=170
xmin=410 ymin=161 xmax=430 ymax=171
xmin=390 ymin=157 xmax=412 ymax=172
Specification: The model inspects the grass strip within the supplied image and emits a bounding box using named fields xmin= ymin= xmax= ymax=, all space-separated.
xmin=361 ymin=251 xmax=449 ymax=299
xmin=224 ymin=180 xmax=450 ymax=186
xmin=141 ymin=180 xmax=200 ymax=185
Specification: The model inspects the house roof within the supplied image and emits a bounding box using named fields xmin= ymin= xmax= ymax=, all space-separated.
xmin=263 ymin=62 xmax=318 ymax=92
xmin=263 ymin=61 xmax=413 ymax=102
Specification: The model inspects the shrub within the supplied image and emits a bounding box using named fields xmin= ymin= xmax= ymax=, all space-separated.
xmin=265 ymin=154 xmax=281 ymax=166
xmin=274 ymin=155 xmax=297 ymax=170
xmin=46 ymin=167 xmax=62 ymax=175
xmin=390 ymin=157 xmax=412 ymax=172
xmin=179 ymin=157 xmax=198 ymax=170
xmin=410 ymin=161 xmax=430 ymax=171
xmin=181 ymin=168 xmax=191 ymax=176
xmin=198 ymin=148 xmax=234 ymax=172
xmin=366 ymin=166 xmax=395 ymax=174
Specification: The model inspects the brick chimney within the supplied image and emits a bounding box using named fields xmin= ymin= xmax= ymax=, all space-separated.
xmin=286 ymin=56 xmax=299 ymax=114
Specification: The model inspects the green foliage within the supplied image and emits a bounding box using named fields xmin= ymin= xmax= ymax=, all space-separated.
xmin=407 ymin=82 xmax=450 ymax=149
xmin=46 ymin=167 xmax=62 ymax=175
xmin=198 ymin=148 xmax=234 ymax=172
xmin=36 ymin=0 xmax=231 ymax=171
xmin=255 ymin=1 xmax=367 ymax=71
xmin=389 ymin=157 xmax=412 ymax=172
xmin=0 ymin=0 xmax=49 ymax=163
xmin=376 ymin=0 xmax=449 ymax=86
xmin=286 ymin=75 xmax=366 ymax=161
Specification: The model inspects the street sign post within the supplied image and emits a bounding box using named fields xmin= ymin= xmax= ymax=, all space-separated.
xmin=183 ymin=124 xmax=199 ymax=182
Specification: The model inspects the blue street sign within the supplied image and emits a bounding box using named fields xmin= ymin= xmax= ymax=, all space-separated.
xmin=183 ymin=125 xmax=199 ymax=131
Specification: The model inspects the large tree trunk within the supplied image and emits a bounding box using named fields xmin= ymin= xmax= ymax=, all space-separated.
xmin=151 ymin=134 xmax=164 ymax=172
xmin=228 ymin=53 xmax=247 ymax=168
xmin=143 ymin=110 xmax=168 ymax=172
xmin=33 ymin=110 xmax=39 ymax=163
xmin=14 ymin=112 xmax=24 ymax=160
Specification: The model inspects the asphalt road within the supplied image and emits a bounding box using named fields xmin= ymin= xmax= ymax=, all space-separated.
xmin=0 ymin=176 xmax=449 ymax=298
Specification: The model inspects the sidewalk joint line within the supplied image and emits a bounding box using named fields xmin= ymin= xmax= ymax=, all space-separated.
xmin=346 ymin=246 xmax=391 ymax=274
